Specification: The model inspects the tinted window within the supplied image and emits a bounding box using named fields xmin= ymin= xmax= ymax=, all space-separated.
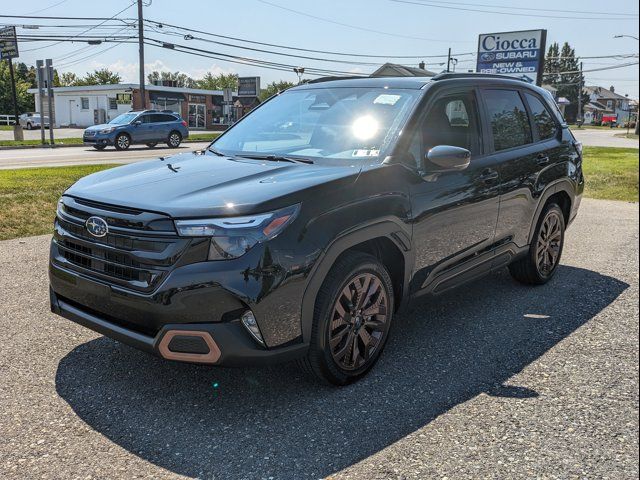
xmin=406 ymin=91 xmax=481 ymax=169
xmin=484 ymin=90 xmax=532 ymax=151
xmin=524 ymin=93 xmax=557 ymax=140
xmin=150 ymin=113 xmax=175 ymax=123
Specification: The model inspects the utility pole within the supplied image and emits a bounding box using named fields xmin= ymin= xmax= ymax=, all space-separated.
xmin=137 ymin=0 xmax=146 ymax=109
xmin=577 ymin=61 xmax=583 ymax=126
xmin=7 ymin=58 xmax=23 ymax=140
xmin=446 ymin=48 xmax=452 ymax=73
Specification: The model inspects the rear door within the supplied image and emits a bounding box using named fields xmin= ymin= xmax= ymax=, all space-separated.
xmin=148 ymin=113 xmax=175 ymax=141
xmin=481 ymin=88 xmax=563 ymax=250
xmin=408 ymin=86 xmax=501 ymax=294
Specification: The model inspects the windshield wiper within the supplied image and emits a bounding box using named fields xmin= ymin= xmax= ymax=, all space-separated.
xmin=207 ymin=146 xmax=226 ymax=156
xmin=237 ymin=154 xmax=314 ymax=164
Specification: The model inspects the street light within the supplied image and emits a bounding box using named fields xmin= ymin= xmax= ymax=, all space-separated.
xmin=613 ymin=34 xmax=639 ymax=41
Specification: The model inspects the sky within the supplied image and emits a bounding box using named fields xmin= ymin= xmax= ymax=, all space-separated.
xmin=4 ymin=0 xmax=639 ymax=97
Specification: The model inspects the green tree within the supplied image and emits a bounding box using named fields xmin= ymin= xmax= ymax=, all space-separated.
xmin=542 ymin=41 xmax=588 ymax=122
xmin=196 ymin=72 xmax=239 ymax=90
xmin=0 ymin=61 xmax=34 ymax=115
xmin=258 ymin=80 xmax=295 ymax=101
xmin=80 ymin=68 xmax=122 ymax=85
xmin=147 ymin=70 xmax=196 ymax=88
xmin=58 ymin=72 xmax=79 ymax=87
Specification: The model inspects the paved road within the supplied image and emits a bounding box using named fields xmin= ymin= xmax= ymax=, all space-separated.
xmin=0 ymin=128 xmax=85 ymax=141
xmin=572 ymin=128 xmax=639 ymax=148
xmin=0 ymin=142 xmax=210 ymax=170
xmin=0 ymin=198 xmax=638 ymax=479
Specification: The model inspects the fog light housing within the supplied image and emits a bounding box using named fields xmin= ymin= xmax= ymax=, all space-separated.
xmin=241 ymin=310 xmax=265 ymax=346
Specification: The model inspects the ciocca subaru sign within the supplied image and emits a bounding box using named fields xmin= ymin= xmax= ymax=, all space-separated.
xmin=476 ymin=29 xmax=547 ymax=85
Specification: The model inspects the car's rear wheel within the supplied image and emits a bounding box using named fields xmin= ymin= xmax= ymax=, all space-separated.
xmin=299 ymin=252 xmax=394 ymax=385
xmin=146 ymin=142 xmax=158 ymax=148
xmin=114 ymin=133 xmax=131 ymax=151
xmin=92 ymin=144 xmax=107 ymax=150
xmin=509 ymin=203 xmax=565 ymax=285
xmin=167 ymin=131 xmax=182 ymax=148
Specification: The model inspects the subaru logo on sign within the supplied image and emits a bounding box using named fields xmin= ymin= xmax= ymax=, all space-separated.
xmin=86 ymin=216 xmax=108 ymax=238
xmin=480 ymin=52 xmax=495 ymax=62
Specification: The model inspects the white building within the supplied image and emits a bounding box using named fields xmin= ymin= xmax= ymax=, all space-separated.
xmin=26 ymin=83 xmax=245 ymax=129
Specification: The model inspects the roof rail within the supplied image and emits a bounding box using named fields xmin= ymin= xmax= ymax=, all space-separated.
xmin=431 ymin=72 xmax=529 ymax=82
xmin=306 ymin=75 xmax=366 ymax=84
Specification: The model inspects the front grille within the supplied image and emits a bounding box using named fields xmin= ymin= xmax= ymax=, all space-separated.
xmin=53 ymin=197 xmax=190 ymax=292
xmin=84 ymin=130 xmax=97 ymax=137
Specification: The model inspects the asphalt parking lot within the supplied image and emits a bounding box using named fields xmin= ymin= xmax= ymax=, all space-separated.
xmin=0 ymin=198 xmax=638 ymax=479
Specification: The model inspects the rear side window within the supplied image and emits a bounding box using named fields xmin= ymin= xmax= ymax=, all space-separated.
xmin=151 ymin=114 xmax=176 ymax=123
xmin=524 ymin=92 xmax=557 ymax=141
xmin=484 ymin=89 xmax=532 ymax=151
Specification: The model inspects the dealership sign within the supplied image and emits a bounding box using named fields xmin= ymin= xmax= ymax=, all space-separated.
xmin=476 ymin=29 xmax=547 ymax=85
xmin=0 ymin=26 xmax=19 ymax=60
xmin=238 ymin=77 xmax=260 ymax=97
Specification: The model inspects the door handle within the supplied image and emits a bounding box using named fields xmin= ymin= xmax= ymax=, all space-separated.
xmin=478 ymin=169 xmax=499 ymax=183
xmin=537 ymin=154 xmax=550 ymax=166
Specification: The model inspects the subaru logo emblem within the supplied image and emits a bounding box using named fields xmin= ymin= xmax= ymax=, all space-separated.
xmin=85 ymin=216 xmax=108 ymax=238
xmin=480 ymin=52 xmax=496 ymax=62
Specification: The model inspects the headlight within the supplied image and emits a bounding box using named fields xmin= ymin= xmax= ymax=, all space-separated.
xmin=99 ymin=126 xmax=116 ymax=134
xmin=175 ymin=204 xmax=300 ymax=260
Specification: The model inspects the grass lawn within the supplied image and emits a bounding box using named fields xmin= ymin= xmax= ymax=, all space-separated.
xmin=582 ymin=146 xmax=638 ymax=202
xmin=0 ymin=146 xmax=637 ymax=241
xmin=0 ymin=125 xmax=14 ymax=131
xmin=0 ymin=165 xmax=116 ymax=240
xmin=0 ymin=132 xmax=220 ymax=148
xmin=614 ymin=132 xmax=640 ymax=140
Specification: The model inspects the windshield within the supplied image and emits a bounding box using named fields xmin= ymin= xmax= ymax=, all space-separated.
xmin=212 ymin=87 xmax=421 ymax=162
xmin=108 ymin=113 xmax=138 ymax=125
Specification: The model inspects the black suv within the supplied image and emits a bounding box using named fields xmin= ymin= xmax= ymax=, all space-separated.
xmin=49 ymin=74 xmax=583 ymax=385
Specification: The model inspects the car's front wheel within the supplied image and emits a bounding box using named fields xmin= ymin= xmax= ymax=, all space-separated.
xmin=509 ymin=202 xmax=565 ymax=285
xmin=167 ymin=131 xmax=182 ymax=148
xmin=114 ymin=133 xmax=131 ymax=151
xmin=300 ymin=252 xmax=394 ymax=385
xmin=26 ymin=122 xmax=33 ymax=130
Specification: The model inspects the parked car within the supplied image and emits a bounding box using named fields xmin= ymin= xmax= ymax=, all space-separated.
xmin=82 ymin=110 xmax=189 ymax=150
xmin=18 ymin=112 xmax=50 ymax=129
xmin=50 ymin=74 xmax=583 ymax=385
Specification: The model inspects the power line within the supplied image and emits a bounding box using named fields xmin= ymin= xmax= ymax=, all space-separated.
xmin=255 ymin=0 xmax=473 ymax=43
xmin=391 ymin=0 xmax=639 ymax=20
xmin=145 ymin=18 xmax=473 ymax=59
xmin=22 ymin=0 xmax=70 ymax=16
xmin=393 ymin=0 xmax=638 ymax=17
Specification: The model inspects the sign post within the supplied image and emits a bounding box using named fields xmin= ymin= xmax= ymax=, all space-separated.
xmin=476 ymin=29 xmax=547 ymax=85
xmin=0 ymin=26 xmax=23 ymax=141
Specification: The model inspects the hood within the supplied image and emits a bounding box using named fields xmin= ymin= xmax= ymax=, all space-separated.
xmin=85 ymin=123 xmax=116 ymax=131
xmin=64 ymin=151 xmax=363 ymax=218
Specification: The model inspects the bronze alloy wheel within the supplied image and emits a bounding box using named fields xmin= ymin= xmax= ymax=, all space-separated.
xmin=535 ymin=210 xmax=563 ymax=276
xmin=328 ymin=272 xmax=389 ymax=371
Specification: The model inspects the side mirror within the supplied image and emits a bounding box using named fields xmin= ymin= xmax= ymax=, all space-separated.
xmin=133 ymin=120 xmax=142 ymax=126
xmin=424 ymin=145 xmax=471 ymax=172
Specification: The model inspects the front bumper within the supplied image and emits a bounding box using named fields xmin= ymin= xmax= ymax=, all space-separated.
xmin=83 ymin=133 xmax=115 ymax=146
xmin=49 ymin=285 xmax=308 ymax=367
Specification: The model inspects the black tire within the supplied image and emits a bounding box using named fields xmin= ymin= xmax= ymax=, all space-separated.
xmin=166 ymin=131 xmax=182 ymax=148
xmin=299 ymin=252 xmax=394 ymax=386
xmin=26 ymin=122 xmax=33 ymax=130
xmin=114 ymin=133 xmax=131 ymax=151
xmin=92 ymin=144 xmax=107 ymax=151
xmin=146 ymin=142 xmax=158 ymax=148
xmin=509 ymin=203 xmax=565 ymax=285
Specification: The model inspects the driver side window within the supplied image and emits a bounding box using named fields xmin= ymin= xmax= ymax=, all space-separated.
xmin=408 ymin=91 xmax=481 ymax=169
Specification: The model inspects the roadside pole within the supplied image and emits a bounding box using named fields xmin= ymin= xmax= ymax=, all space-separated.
xmin=7 ymin=57 xmax=23 ymax=141
xmin=447 ymin=48 xmax=452 ymax=72
xmin=577 ymin=61 xmax=583 ymax=125
xmin=36 ymin=60 xmax=46 ymax=146
xmin=137 ymin=0 xmax=146 ymax=109
xmin=45 ymin=59 xmax=55 ymax=146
